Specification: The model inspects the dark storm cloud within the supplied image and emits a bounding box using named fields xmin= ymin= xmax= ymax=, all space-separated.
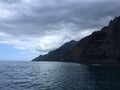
xmin=0 ymin=0 xmax=120 ymax=52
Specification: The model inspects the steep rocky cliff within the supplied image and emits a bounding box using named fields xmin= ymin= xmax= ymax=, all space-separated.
xmin=33 ymin=16 xmax=120 ymax=64
xmin=64 ymin=16 xmax=120 ymax=64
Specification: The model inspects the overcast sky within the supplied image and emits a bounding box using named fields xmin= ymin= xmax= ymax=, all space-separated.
xmin=0 ymin=0 xmax=120 ymax=60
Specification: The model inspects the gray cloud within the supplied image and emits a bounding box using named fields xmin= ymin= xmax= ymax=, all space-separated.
xmin=0 ymin=0 xmax=120 ymax=53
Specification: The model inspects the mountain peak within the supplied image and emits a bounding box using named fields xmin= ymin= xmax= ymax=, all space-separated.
xmin=109 ymin=16 xmax=120 ymax=28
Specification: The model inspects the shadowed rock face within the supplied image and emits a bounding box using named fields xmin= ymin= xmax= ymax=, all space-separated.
xmin=33 ymin=16 xmax=120 ymax=65
xmin=64 ymin=16 xmax=120 ymax=64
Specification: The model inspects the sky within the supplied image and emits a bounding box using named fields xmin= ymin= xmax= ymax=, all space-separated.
xmin=0 ymin=0 xmax=120 ymax=61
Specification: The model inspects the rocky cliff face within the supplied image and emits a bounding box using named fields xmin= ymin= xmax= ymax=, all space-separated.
xmin=64 ymin=16 xmax=120 ymax=64
xmin=33 ymin=16 xmax=120 ymax=65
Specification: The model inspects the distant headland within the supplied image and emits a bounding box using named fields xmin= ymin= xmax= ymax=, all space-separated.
xmin=32 ymin=16 xmax=120 ymax=65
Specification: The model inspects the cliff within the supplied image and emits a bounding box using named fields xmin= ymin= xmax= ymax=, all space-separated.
xmin=32 ymin=16 xmax=120 ymax=65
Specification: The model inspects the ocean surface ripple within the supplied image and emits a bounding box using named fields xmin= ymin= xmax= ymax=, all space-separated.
xmin=0 ymin=61 xmax=120 ymax=90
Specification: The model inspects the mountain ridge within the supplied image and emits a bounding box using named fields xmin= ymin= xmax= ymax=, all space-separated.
xmin=32 ymin=16 xmax=120 ymax=65
xmin=32 ymin=40 xmax=78 ymax=61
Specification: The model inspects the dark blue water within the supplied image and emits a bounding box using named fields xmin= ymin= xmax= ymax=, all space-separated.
xmin=0 ymin=61 xmax=120 ymax=90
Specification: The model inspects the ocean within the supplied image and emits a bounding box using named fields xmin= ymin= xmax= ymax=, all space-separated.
xmin=0 ymin=61 xmax=120 ymax=90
